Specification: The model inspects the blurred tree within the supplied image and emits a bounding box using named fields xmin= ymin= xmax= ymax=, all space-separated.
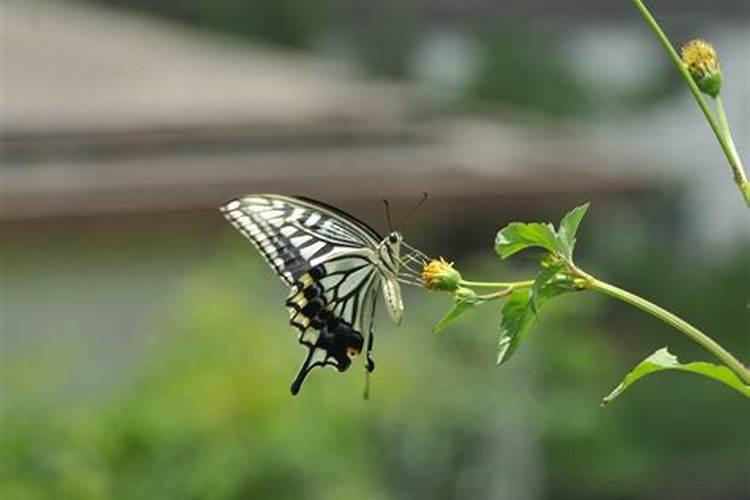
xmin=2 ymin=233 xmax=748 ymax=500
xmin=466 ymin=26 xmax=591 ymax=117
xmin=0 ymin=239 xmax=541 ymax=500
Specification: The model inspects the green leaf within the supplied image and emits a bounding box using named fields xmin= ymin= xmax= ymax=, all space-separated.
xmin=433 ymin=289 xmax=483 ymax=333
xmin=495 ymin=222 xmax=560 ymax=259
xmin=557 ymin=202 xmax=590 ymax=260
xmin=530 ymin=262 xmax=565 ymax=314
xmin=496 ymin=203 xmax=591 ymax=261
xmin=494 ymin=203 xmax=592 ymax=364
xmin=497 ymin=289 xmax=534 ymax=364
xmin=497 ymin=277 xmax=570 ymax=365
xmin=602 ymin=347 xmax=750 ymax=406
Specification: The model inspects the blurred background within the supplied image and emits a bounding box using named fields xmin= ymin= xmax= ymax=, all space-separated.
xmin=1 ymin=0 xmax=749 ymax=499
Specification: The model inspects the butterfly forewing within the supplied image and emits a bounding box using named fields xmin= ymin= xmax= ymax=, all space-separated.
xmin=220 ymin=194 xmax=401 ymax=395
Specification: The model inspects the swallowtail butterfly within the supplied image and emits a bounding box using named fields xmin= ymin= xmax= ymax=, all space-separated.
xmin=220 ymin=194 xmax=426 ymax=395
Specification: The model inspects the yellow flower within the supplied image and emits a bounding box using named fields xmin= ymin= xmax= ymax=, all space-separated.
xmin=421 ymin=258 xmax=462 ymax=291
xmin=681 ymin=39 xmax=722 ymax=98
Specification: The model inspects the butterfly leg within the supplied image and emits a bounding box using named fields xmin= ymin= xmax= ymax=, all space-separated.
xmin=362 ymin=290 xmax=378 ymax=400
xmin=365 ymin=290 xmax=377 ymax=373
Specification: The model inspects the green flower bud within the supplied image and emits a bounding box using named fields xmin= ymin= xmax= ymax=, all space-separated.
xmin=681 ymin=39 xmax=722 ymax=98
xmin=454 ymin=286 xmax=477 ymax=302
xmin=421 ymin=258 xmax=462 ymax=292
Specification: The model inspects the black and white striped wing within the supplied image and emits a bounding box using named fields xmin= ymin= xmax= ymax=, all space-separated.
xmin=285 ymin=255 xmax=380 ymax=394
xmin=221 ymin=195 xmax=381 ymax=284
xmin=220 ymin=194 xmax=383 ymax=394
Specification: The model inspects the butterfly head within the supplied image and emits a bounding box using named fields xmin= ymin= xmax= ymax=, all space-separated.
xmin=383 ymin=231 xmax=403 ymax=263
xmin=381 ymin=232 xmax=404 ymax=267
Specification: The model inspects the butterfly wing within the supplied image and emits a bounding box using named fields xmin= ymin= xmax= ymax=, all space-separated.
xmin=285 ymin=255 xmax=380 ymax=394
xmin=220 ymin=194 xmax=385 ymax=394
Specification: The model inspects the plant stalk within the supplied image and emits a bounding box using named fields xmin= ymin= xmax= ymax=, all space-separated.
xmin=631 ymin=0 xmax=750 ymax=206
xmin=716 ymin=97 xmax=750 ymax=204
xmin=459 ymin=279 xmax=535 ymax=290
xmin=586 ymin=276 xmax=750 ymax=385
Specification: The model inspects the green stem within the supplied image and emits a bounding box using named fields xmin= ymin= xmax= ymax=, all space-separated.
xmin=476 ymin=289 xmax=513 ymax=301
xmin=631 ymin=0 xmax=750 ymax=206
xmin=631 ymin=1 xmax=722 ymax=141
xmin=459 ymin=279 xmax=534 ymax=290
xmin=467 ymin=279 xmax=534 ymax=301
xmin=716 ymin=97 xmax=750 ymax=204
xmin=585 ymin=275 xmax=750 ymax=385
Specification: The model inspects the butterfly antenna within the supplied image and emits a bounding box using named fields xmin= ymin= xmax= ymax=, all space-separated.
xmin=394 ymin=191 xmax=428 ymax=230
xmin=382 ymin=198 xmax=394 ymax=233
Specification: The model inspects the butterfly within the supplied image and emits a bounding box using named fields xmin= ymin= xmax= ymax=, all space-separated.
xmin=220 ymin=194 xmax=427 ymax=395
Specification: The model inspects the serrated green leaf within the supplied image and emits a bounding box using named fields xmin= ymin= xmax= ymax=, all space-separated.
xmin=557 ymin=202 xmax=590 ymax=260
xmin=432 ymin=290 xmax=483 ymax=333
xmin=497 ymin=289 xmax=534 ymax=364
xmin=495 ymin=222 xmax=561 ymax=259
xmin=602 ymin=347 xmax=750 ymax=405
xmin=494 ymin=203 xmax=591 ymax=365
xmin=530 ymin=262 xmax=566 ymax=314
xmin=497 ymin=279 xmax=570 ymax=365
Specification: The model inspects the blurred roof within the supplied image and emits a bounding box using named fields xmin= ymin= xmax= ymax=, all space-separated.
xmin=0 ymin=0 xmax=649 ymax=223
xmin=0 ymin=0 xmax=409 ymax=133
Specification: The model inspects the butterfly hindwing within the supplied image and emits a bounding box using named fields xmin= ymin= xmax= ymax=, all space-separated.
xmin=285 ymin=260 xmax=379 ymax=394
xmin=221 ymin=194 xmax=389 ymax=394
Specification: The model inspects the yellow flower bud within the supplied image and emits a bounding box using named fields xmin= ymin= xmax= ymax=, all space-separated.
xmin=421 ymin=258 xmax=462 ymax=291
xmin=681 ymin=39 xmax=722 ymax=98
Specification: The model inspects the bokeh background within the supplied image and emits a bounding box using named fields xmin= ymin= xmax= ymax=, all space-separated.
xmin=1 ymin=1 xmax=749 ymax=499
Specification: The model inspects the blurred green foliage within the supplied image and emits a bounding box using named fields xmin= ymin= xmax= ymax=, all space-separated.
xmin=466 ymin=27 xmax=591 ymax=117
xmin=539 ymin=227 xmax=750 ymax=499
xmin=0 ymin=239 xmax=539 ymax=500
xmin=1 ymin=229 xmax=748 ymax=500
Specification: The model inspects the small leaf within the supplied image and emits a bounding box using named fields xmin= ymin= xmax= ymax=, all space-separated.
xmin=433 ymin=289 xmax=483 ymax=333
xmin=530 ymin=262 xmax=565 ymax=314
xmin=494 ymin=203 xmax=591 ymax=365
xmin=602 ymin=347 xmax=750 ymax=406
xmin=497 ymin=289 xmax=534 ymax=364
xmin=495 ymin=222 xmax=560 ymax=259
xmin=497 ymin=279 xmax=569 ymax=365
xmin=557 ymin=202 xmax=590 ymax=260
